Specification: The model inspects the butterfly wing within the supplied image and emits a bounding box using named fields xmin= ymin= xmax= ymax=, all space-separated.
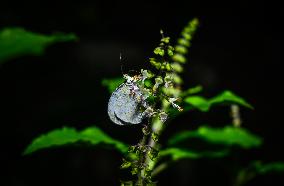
xmin=108 ymin=83 xmax=144 ymax=125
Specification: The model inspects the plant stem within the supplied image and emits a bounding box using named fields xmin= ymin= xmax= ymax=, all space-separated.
xmin=151 ymin=162 xmax=169 ymax=178
xmin=136 ymin=127 xmax=150 ymax=185
xmin=139 ymin=108 xmax=169 ymax=183
xmin=231 ymin=104 xmax=242 ymax=127
xmin=135 ymin=19 xmax=199 ymax=183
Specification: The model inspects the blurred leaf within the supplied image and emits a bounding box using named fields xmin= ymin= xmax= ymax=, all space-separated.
xmin=24 ymin=126 xmax=128 ymax=155
xmin=0 ymin=27 xmax=77 ymax=63
xmin=182 ymin=85 xmax=203 ymax=96
xmin=235 ymin=161 xmax=284 ymax=186
xmin=184 ymin=90 xmax=253 ymax=112
xmin=102 ymin=77 xmax=124 ymax=93
xmin=253 ymin=161 xmax=284 ymax=175
xmin=210 ymin=90 xmax=253 ymax=109
xmin=184 ymin=96 xmax=209 ymax=112
xmin=160 ymin=148 xmax=229 ymax=161
xmin=168 ymin=126 xmax=262 ymax=149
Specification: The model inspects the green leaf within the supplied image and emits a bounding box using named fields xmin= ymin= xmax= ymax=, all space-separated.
xmin=149 ymin=58 xmax=163 ymax=70
xmin=253 ymin=161 xmax=284 ymax=175
xmin=160 ymin=148 xmax=228 ymax=161
xmin=161 ymin=37 xmax=170 ymax=44
xmin=101 ymin=77 xmax=124 ymax=93
xmin=168 ymin=126 xmax=262 ymax=149
xmin=121 ymin=159 xmax=132 ymax=169
xmin=0 ymin=27 xmax=77 ymax=63
xmin=170 ymin=63 xmax=183 ymax=73
xmin=182 ymin=85 xmax=203 ymax=96
xmin=177 ymin=38 xmax=190 ymax=47
xmin=172 ymin=53 xmax=186 ymax=63
xmin=175 ymin=45 xmax=188 ymax=54
xmin=184 ymin=90 xmax=253 ymax=112
xmin=184 ymin=96 xmax=209 ymax=112
xmin=154 ymin=47 xmax=165 ymax=56
xmin=24 ymin=126 xmax=128 ymax=155
xmin=167 ymin=48 xmax=174 ymax=56
xmin=210 ymin=90 xmax=253 ymax=109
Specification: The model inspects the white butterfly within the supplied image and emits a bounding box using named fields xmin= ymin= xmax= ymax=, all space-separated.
xmin=108 ymin=74 xmax=148 ymax=125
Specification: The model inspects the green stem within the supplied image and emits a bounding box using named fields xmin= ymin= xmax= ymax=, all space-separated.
xmin=140 ymin=107 xmax=169 ymax=182
xmin=152 ymin=162 xmax=169 ymax=178
xmin=136 ymin=128 xmax=150 ymax=185
xmin=134 ymin=19 xmax=199 ymax=182
xmin=231 ymin=104 xmax=242 ymax=127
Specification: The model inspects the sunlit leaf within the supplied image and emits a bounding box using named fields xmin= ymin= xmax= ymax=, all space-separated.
xmin=159 ymin=148 xmax=229 ymax=161
xmin=184 ymin=90 xmax=253 ymax=112
xmin=0 ymin=27 xmax=77 ymax=63
xmin=102 ymin=77 xmax=124 ymax=93
xmin=168 ymin=126 xmax=262 ymax=149
xmin=24 ymin=126 xmax=128 ymax=155
xmin=210 ymin=90 xmax=253 ymax=109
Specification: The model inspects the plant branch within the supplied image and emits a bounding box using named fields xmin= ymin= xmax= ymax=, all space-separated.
xmin=151 ymin=162 xmax=169 ymax=178
xmin=133 ymin=19 xmax=199 ymax=184
xmin=231 ymin=104 xmax=242 ymax=127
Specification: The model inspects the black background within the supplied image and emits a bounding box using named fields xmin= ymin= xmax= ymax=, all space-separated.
xmin=1 ymin=0 xmax=282 ymax=186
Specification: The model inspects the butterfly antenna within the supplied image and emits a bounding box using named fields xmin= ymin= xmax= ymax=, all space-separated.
xmin=120 ymin=52 xmax=126 ymax=75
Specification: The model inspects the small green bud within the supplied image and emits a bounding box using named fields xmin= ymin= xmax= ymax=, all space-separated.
xmin=190 ymin=18 xmax=199 ymax=28
xmin=149 ymin=58 xmax=162 ymax=69
xmin=148 ymin=147 xmax=159 ymax=160
xmin=164 ymin=73 xmax=172 ymax=82
xmin=161 ymin=37 xmax=170 ymax=43
xmin=177 ymin=38 xmax=190 ymax=47
xmin=175 ymin=45 xmax=188 ymax=54
xmin=163 ymin=87 xmax=181 ymax=97
xmin=172 ymin=54 xmax=186 ymax=63
xmin=172 ymin=74 xmax=183 ymax=84
xmin=155 ymin=76 xmax=163 ymax=84
xmin=165 ymin=63 xmax=172 ymax=71
xmin=167 ymin=48 xmax=174 ymax=56
xmin=149 ymin=57 xmax=156 ymax=62
xmin=151 ymin=132 xmax=159 ymax=142
xmin=171 ymin=62 xmax=183 ymax=73
xmin=142 ymin=125 xmax=151 ymax=135
xmin=128 ymin=145 xmax=137 ymax=153
xmin=153 ymin=76 xmax=163 ymax=92
xmin=168 ymin=45 xmax=174 ymax=51
xmin=164 ymin=74 xmax=173 ymax=88
xmin=121 ymin=159 xmax=132 ymax=169
xmin=154 ymin=47 xmax=165 ymax=56
xmin=141 ymin=69 xmax=154 ymax=83
xmin=182 ymin=31 xmax=192 ymax=40
xmin=131 ymin=167 xmax=139 ymax=175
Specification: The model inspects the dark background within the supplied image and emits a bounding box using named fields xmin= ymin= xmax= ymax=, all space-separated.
xmin=1 ymin=0 xmax=282 ymax=186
